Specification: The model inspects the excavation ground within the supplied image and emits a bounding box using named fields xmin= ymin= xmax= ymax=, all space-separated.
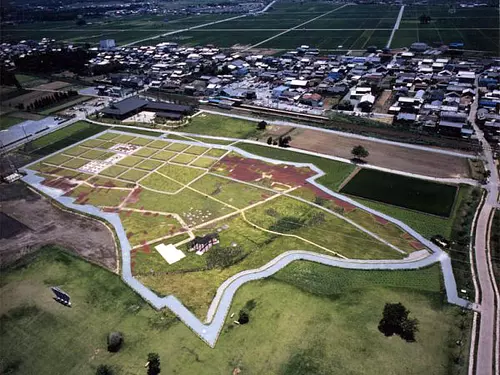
xmin=0 ymin=182 xmax=117 ymax=270
xmin=0 ymin=246 xmax=471 ymax=375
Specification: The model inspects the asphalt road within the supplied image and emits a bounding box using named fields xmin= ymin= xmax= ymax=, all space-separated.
xmin=468 ymin=77 xmax=499 ymax=375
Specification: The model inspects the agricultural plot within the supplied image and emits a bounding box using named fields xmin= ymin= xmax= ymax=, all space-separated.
xmin=24 ymin=129 xmax=443 ymax=319
xmin=392 ymin=6 xmax=499 ymax=52
xmin=340 ymin=169 xmax=457 ymax=217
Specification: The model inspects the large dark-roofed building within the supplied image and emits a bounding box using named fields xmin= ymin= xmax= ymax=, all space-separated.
xmin=101 ymin=96 xmax=194 ymax=120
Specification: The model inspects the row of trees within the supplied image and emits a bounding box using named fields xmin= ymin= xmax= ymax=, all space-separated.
xmin=16 ymin=90 xmax=78 ymax=111
xmin=266 ymin=135 xmax=292 ymax=147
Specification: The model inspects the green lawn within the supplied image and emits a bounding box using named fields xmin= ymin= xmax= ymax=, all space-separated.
xmin=151 ymin=150 xmax=176 ymax=161
xmin=135 ymin=159 xmax=163 ymax=171
xmin=119 ymin=169 xmax=149 ymax=182
xmin=0 ymin=247 xmax=470 ymax=375
xmin=245 ymin=195 xmax=403 ymax=259
xmin=191 ymin=156 xmax=218 ymax=168
xmin=181 ymin=114 xmax=263 ymax=139
xmin=341 ymin=169 xmax=458 ymax=217
xmin=156 ymin=163 xmax=205 ymax=185
xmin=139 ymin=172 xmax=183 ymax=193
xmin=0 ymin=115 xmax=24 ymax=130
xmin=148 ymin=139 xmax=171 ymax=149
xmin=234 ymin=143 xmax=355 ymax=191
xmin=116 ymin=156 xmax=144 ymax=167
xmin=190 ymin=174 xmax=275 ymax=209
xmin=120 ymin=211 xmax=181 ymax=247
xmin=99 ymin=165 xmax=129 ymax=178
xmin=184 ymin=145 xmax=210 ymax=155
xmin=170 ymin=153 xmax=198 ymax=165
xmin=28 ymin=121 xmax=108 ymax=158
xmin=69 ymin=185 xmax=131 ymax=206
xmin=133 ymin=147 xmax=157 ymax=158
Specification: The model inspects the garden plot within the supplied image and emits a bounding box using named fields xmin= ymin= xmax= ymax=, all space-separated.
xmin=110 ymin=143 xmax=142 ymax=154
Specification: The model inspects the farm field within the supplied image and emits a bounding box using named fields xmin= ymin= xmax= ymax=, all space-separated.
xmin=340 ymin=169 xmax=457 ymax=217
xmin=1 ymin=3 xmax=498 ymax=52
xmin=181 ymin=113 xmax=263 ymax=139
xmin=0 ymin=246 xmax=470 ymax=375
xmin=392 ymin=6 xmax=499 ymax=52
xmin=24 ymin=130 xmax=433 ymax=317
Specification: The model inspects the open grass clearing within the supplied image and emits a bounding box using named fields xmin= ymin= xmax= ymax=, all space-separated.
xmin=0 ymin=116 xmax=24 ymax=130
xmin=116 ymin=155 xmax=144 ymax=167
xmin=147 ymin=139 xmax=171 ymax=149
xmin=96 ymin=132 xmax=120 ymax=141
xmin=166 ymin=142 xmax=190 ymax=152
xmin=184 ymin=145 xmax=210 ymax=155
xmin=80 ymin=149 xmax=115 ymax=160
xmin=61 ymin=145 xmax=88 ymax=157
xmin=120 ymin=211 xmax=181 ymax=247
xmin=125 ymin=188 xmax=233 ymax=226
xmin=112 ymin=134 xmax=136 ymax=143
xmin=341 ymin=169 xmax=457 ymax=217
xmin=119 ymin=169 xmax=149 ymax=182
xmin=191 ymin=174 xmax=275 ymax=209
xmin=139 ymin=172 xmax=183 ymax=193
xmin=156 ymin=163 xmax=205 ymax=185
xmin=181 ymin=114 xmax=262 ymax=139
xmin=99 ymin=165 xmax=129 ymax=178
xmin=41 ymin=153 xmax=72 ymax=166
xmin=190 ymin=156 xmax=218 ymax=168
xmin=0 ymin=246 xmax=471 ymax=375
xmin=69 ymin=185 xmax=130 ymax=206
xmin=205 ymin=148 xmax=228 ymax=158
xmin=128 ymin=137 xmax=153 ymax=146
xmin=151 ymin=150 xmax=176 ymax=161
xmin=79 ymin=138 xmax=106 ymax=148
xmin=27 ymin=121 xmax=107 ymax=158
xmin=89 ymin=176 xmax=134 ymax=188
xmin=245 ymin=195 xmax=403 ymax=259
xmin=135 ymin=159 xmax=163 ymax=171
xmin=170 ymin=153 xmax=198 ymax=165
xmin=61 ymin=157 xmax=89 ymax=169
xmin=133 ymin=147 xmax=157 ymax=158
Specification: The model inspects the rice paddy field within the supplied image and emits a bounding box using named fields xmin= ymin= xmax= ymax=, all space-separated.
xmin=340 ymin=169 xmax=458 ymax=217
xmin=0 ymin=246 xmax=471 ymax=375
xmin=2 ymin=2 xmax=497 ymax=52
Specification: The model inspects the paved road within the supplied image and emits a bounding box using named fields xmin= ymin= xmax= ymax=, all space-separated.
xmin=386 ymin=5 xmax=405 ymax=48
xmin=468 ymin=77 xmax=499 ymax=375
xmin=20 ymin=128 xmax=475 ymax=347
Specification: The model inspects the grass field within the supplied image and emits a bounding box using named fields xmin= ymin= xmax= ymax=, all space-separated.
xmin=182 ymin=113 xmax=263 ymax=139
xmin=26 ymin=121 xmax=108 ymax=158
xmin=0 ymin=115 xmax=24 ymax=130
xmin=341 ymin=169 xmax=458 ymax=217
xmin=0 ymin=246 xmax=471 ymax=375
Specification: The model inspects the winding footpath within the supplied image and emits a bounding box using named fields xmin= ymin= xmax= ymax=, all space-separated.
xmin=21 ymin=128 xmax=475 ymax=348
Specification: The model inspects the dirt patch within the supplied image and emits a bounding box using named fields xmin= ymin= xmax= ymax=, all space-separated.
xmin=290 ymin=128 xmax=470 ymax=178
xmin=214 ymin=154 xmax=315 ymax=188
xmin=32 ymin=81 xmax=71 ymax=91
xmin=0 ymin=182 xmax=117 ymax=271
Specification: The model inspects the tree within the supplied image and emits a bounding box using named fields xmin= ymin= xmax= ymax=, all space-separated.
xmin=419 ymin=14 xmax=431 ymax=24
xmin=257 ymin=120 xmax=267 ymax=130
xmin=278 ymin=135 xmax=292 ymax=148
xmin=107 ymin=332 xmax=123 ymax=353
xmin=238 ymin=310 xmax=249 ymax=325
xmin=351 ymin=145 xmax=369 ymax=160
xmin=267 ymin=136 xmax=273 ymax=145
xmin=96 ymin=365 xmax=113 ymax=375
xmin=378 ymin=302 xmax=419 ymax=342
xmin=147 ymin=353 xmax=161 ymax=375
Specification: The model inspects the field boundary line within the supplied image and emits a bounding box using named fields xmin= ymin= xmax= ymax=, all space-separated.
xmin=338 ymin=166 xmax=361 ymax=191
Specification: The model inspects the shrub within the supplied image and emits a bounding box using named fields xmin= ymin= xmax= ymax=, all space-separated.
xmin=96 ymin=364 xmax=113 ymax=375
xmin=107 ymin=332 xmax=123 ymax=352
